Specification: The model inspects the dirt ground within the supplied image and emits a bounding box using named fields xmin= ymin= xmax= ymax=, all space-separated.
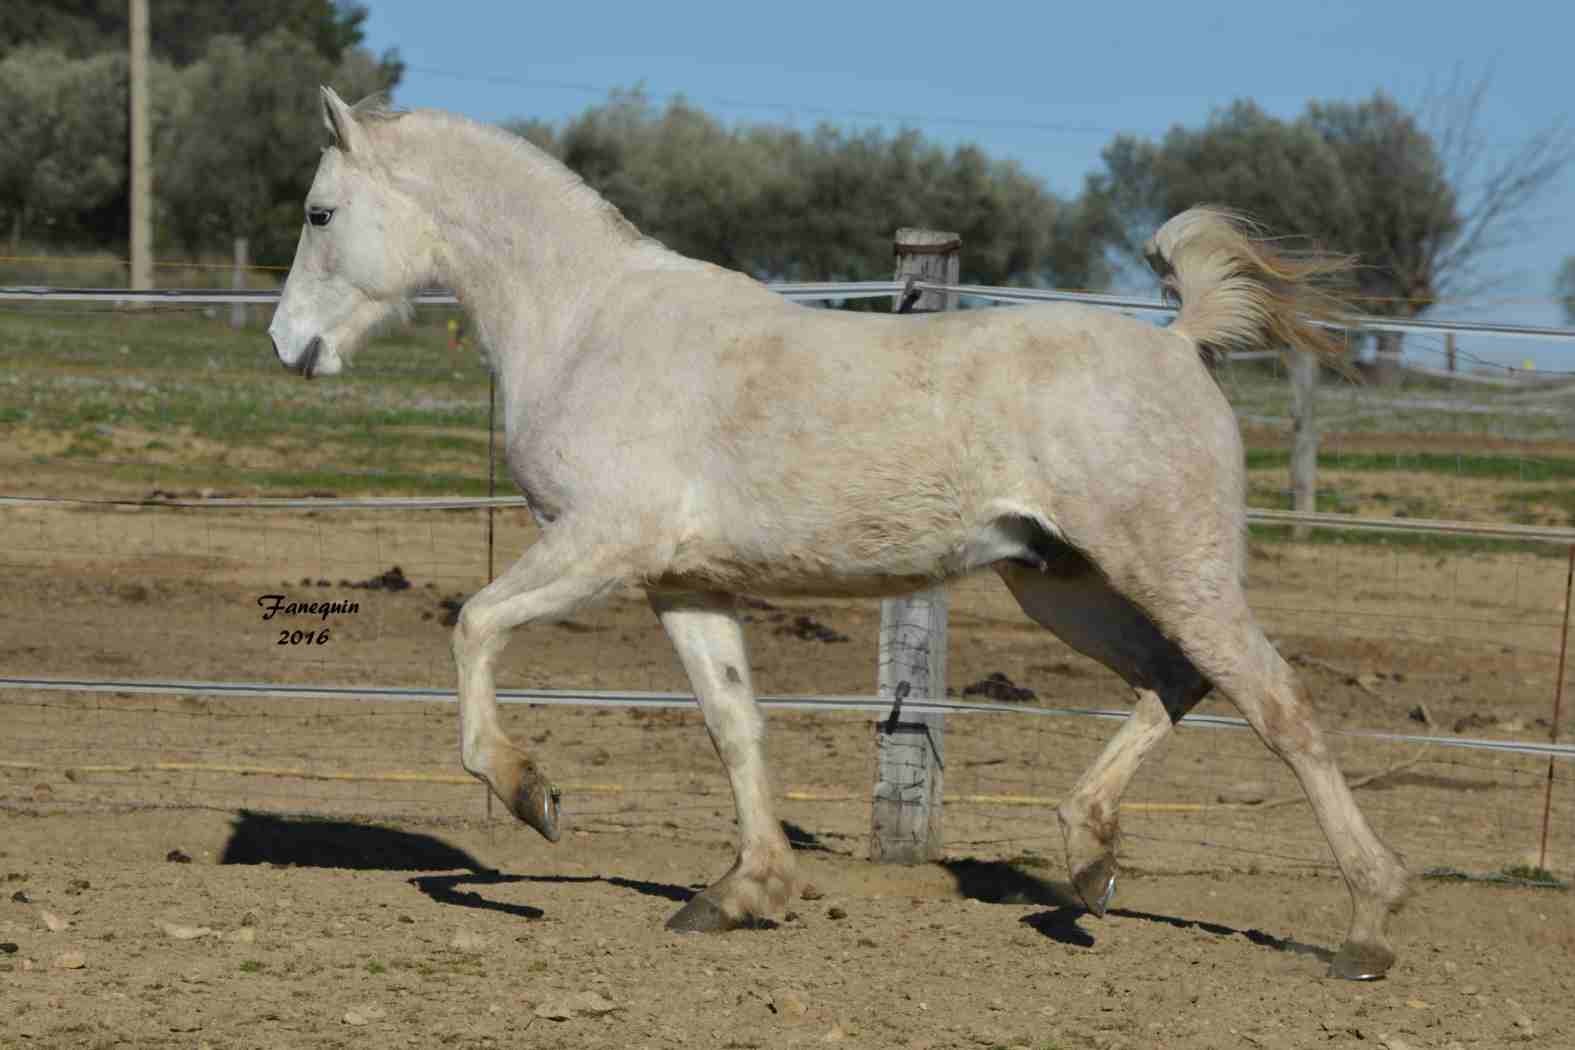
xmin=3 ymin=476 xmax=1574 ymax=1049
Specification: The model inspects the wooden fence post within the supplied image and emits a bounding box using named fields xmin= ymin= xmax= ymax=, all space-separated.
xmin=230 ymin=237 xmax=249 ymax=329
xmin=870 ymin=228 xmax=959 ymax=864
xmin=1290 ymin=349 xmax=1318 ymax=540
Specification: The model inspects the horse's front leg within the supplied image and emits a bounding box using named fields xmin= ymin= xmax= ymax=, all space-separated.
xmin=452 ymin=527 xmax=628 ymax=840
xmin=650 ymin=590 xmax=796 ymax=931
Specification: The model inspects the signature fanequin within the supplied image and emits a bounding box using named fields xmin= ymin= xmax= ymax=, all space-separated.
xmin=255 ymin=593 xmax=360 ymax=646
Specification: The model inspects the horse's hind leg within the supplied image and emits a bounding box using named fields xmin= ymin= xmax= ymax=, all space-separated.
xmin=997 ymin=563 xmax=1211 ymax=915
xmin=1080 ymin=552 xmax=1411 ymax=979
xmin=1170 ymin=604 xmax=1410 ymax=978
xmin=650 ymin=590 xmax=796 ymax=932
xmin=451 ymin=526 xmax=630 ymax=841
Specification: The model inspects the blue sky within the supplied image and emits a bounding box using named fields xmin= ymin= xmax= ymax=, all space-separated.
xmin=360 ymin=1 xmax=1574 ymax=370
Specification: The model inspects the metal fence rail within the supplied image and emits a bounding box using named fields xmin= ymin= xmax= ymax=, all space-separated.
xmin=6 ymin=280 xmax=1575 ymax=344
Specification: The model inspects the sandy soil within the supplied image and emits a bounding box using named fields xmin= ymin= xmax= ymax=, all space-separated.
xmin=3 ymin=484 xmax=1573 ymax=1049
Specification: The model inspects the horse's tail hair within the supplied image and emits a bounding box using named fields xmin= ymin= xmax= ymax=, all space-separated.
xmin=1143 ymin=206 xmax=1353 ymax=361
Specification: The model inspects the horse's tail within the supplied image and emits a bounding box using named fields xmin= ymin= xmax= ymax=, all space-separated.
xmin=1143 ymin=206 xmax=1353 ymax=361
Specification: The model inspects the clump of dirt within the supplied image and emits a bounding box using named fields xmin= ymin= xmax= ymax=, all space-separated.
xmin=961 ymin=672 xmax=1036 ymax=703
xmin=340 ymin=566 xmax=412 ymax=592
xmin=1452 ymin=712 xmax=1497 ymax=733
xmin=775 ymin=615 xmax=849 ymax=644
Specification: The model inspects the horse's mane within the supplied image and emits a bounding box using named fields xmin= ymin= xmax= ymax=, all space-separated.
xmin=355 ymin=95 xmax=651 ymax=250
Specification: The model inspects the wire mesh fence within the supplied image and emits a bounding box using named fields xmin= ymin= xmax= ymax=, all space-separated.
xmin=2 ymin=288 xmax=1573 ymax=889
xmin=2 ymin=490 xmax=1570 ymax=884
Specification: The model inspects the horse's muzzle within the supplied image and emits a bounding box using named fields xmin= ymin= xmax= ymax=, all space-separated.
xmin=269 ymin=331 xmax=322 ymax=380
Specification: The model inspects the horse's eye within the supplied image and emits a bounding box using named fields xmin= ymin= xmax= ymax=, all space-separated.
xmin=307 ymin=207 xmax=335 ymax=228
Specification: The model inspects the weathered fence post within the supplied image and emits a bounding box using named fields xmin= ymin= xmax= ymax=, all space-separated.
xmin=870 ymin=228 xmax=959 ymax=864
xmin=230 ymin=237 xmax=249 ymax=329
xmin=1290 ymin=349 xmax=1319 ymax=540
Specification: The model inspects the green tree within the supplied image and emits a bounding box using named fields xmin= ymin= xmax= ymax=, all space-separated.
xmin=1085 ymin=82 xmax=1573 ymax=382
xmin=0 ymin=0 xmax=399 ymax=78
xmin=158 ymin=31 xmax=394 ymax=265
xmin=0 ymin=47 xmax=167 ymax=249
xmin=505 ymin=90 xmax=1106 ymax=298
xmin=1557 ymin=257 xmax=1575 ymax=325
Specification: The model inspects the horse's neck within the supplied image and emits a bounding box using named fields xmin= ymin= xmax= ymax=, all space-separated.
xmin=413 ymin=124 xmax=679 ymax=373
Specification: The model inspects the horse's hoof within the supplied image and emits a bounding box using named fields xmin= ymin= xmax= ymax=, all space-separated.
xmin=512 ymin=774 xmax=562 ymax=843
xmin=1071 ymin=856 xmax=1118 ymax=917
xmin=665 ymin=894 xmax=734 ymax=934
xmin=1328 ymin=941 xmax=1394 ymax=981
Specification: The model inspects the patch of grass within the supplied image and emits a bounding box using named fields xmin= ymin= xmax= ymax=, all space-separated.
xmin=1502 ymin=864 xmax=1566 ymax=886
xmin=366 ymin=960 xmax=386 ymax=975
xmin=239 ymin=960 xmax=264 ymax=973
xmin=1500 ymin=488 xmax=1575 ymax=527
xmin=1423 ymin=865 xmax=1570 ymax=889
xmin=1247 ymin=483 xmax=1363 ymax=515
xmin=1248 ymin=523 xmax=1560 ymax=558
xmin=1 ymin=307 xmax=498 ymax=497
xmin=1246 ymin=448 xmax=1575 ymax=483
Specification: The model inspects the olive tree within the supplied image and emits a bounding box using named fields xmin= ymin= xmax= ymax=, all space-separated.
xmin=1085 ymin=81 xmax=1573 ymax=382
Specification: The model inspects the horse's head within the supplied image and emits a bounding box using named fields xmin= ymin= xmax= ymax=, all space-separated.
xmin=269 ymin=87 xmax=437 ymax=379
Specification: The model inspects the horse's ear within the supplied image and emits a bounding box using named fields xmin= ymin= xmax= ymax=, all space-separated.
xmin=320 ymin=86 xmax=365 ymax=153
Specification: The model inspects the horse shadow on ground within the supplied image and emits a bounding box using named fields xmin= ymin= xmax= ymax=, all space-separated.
xmin=939 ymin=858 xmax=1333 ymax=964
xmin=218 ymin=810 xmax=695 ymax=921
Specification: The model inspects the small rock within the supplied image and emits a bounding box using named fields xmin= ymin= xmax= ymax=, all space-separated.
xmin=1460 ymin=984 xmax=1479 ymax=995
xmin=396 ymin=915 xmax=414 ymax=925
xmin=1513 ymin=1014 xmax=1535 ymax=1033
xmin=826 ymin=906 xmax=847 ymax=921
xmin=1407 ymin=704 xmax=1431 ymax=725
xmin=800 ymin=884 xmax=824 ymax=901
xmin=533 ymin=1001 xmax=574 ymax=1021
xmin=166 ymin=849 xmax=192 ymax=864
xmin=239 ymin=911 xmax=259 ymax=927
xmin=1218 ymin=781 xmax=1270 ymax=805
xmin=222 ymin=927 xmax=256 ymax=944
xmin=772 ymin=988 xmax=809 ymax=1019
xmin=449 ymin=930 xmax=488 ymax=951
xmin=40 ymin=910 xmax=69 ymax=932
xmin=65 ymin=879 xmax=90 ymax=895
xmin=53 ymin=951 xmax=86 ymax=970
xmin=342 ymin=1005 xmax=386 ymax=1027
xmin=575 ymin=991 xmax=619 ymax=1017
xmin=0 ymin=942 xmax=19 ymax=954
xmin=784 ymin=910 xmax=801 ymax=923
xmin=160 ymin=922 xmax=214 ymax=941
xmin=11 ymin=890 xmax=31 ymax=903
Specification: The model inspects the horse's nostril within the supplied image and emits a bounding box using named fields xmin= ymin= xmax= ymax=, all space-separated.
xmin=298 ymin=336 xmax=323 ymax=380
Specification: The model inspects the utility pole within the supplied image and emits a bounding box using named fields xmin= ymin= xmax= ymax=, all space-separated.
xmin=129 ymin=0 xmax=153 ymax=292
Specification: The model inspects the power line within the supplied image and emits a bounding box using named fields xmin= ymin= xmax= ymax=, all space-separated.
xmin=403 ymin=66 xmax=1118 ymax=136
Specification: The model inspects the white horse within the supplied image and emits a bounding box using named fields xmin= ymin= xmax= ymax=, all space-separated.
xmin=269 ymin=87 xmax=1410 ymax=979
